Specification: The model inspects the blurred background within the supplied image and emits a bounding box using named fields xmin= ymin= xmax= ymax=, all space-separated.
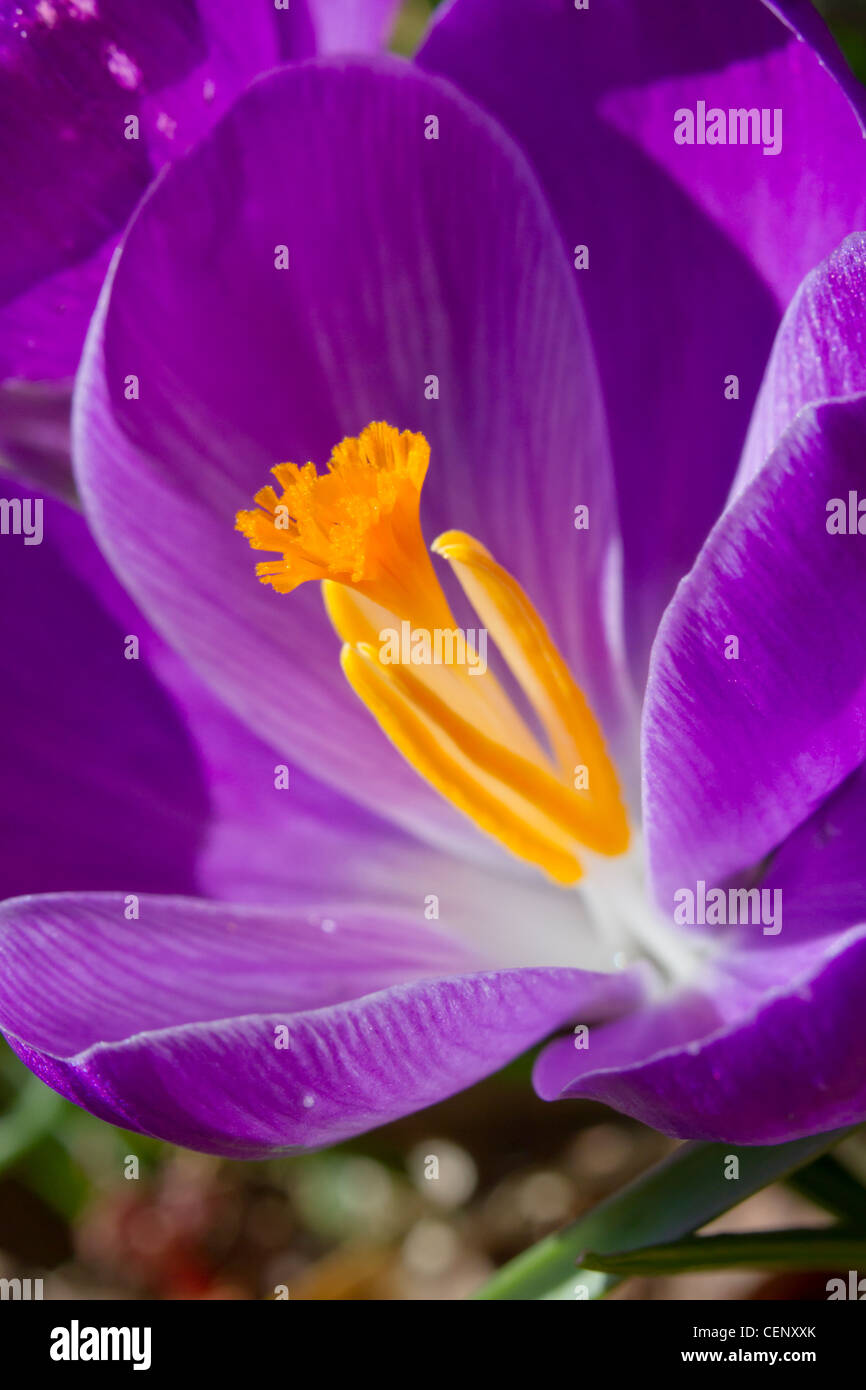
xmin=4 ymin=1039 xmax=865 ymax=1300
xmin=3 ymin=0 xmax=865 ymax=1303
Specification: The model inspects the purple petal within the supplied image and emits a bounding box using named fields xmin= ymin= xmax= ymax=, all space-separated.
xmin=0 ymin=0 xmax=399 ymax=383
xmin=419 ymin=0 xmax=866 ymax=677
xmin=0 ymin=243 xmax=114 ymax=384
xmin=1 ymin=0 xmax=166 ymax=307
xmin=75 ymin=58 xmax=629 ymax=855
xmin=0 ymin=893 xmax=644 ymax=1154
xmin=760 ymin=764 xmax=866 ymax=939
xmin=534 ymin=926 xmax=866 ymax=1144
xmin=0 ymin=0 xmax=263 ymax=490
xmin=643 ymin=395 xmax=866 ymax=905
xmin=0 ymin=481 xmax=206 ymax=898
xmin=0 ymin=481 xmax=416 ymax=903
xmin=736 ymin=232 xmax=866 ymax=492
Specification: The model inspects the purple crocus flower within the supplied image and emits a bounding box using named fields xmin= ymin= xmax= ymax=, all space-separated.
xmin=2 ymin=0 xmax=866 ymax=1159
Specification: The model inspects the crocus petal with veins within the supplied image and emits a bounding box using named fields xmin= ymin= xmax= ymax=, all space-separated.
xmin=736 ymin=231 xmax=866 ymax=493
xmin=644 ymin=395 xmax=866 ymax=905
xmin=0 ymin=894 xmax=646 ymax=1155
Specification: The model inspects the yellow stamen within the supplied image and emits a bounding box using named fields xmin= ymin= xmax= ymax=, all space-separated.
xmin=432 ymin=530 xmax=627 ymax=843
xmin=237 ymin=422 xmax=630 ymax=883
xmin=321 ymin=579 xmax=549 ymax=767
xmin=341 ymin=644 xmax=583 ymax=885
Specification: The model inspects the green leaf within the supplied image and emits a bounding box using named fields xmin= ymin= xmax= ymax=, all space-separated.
xmin=786 ymin=1152 xmax=866 ymax=1225
xmin=581 ymin=1226 xmax=866 ymax=1275
xmin=472 ymin=1128 xmax=852 ymax=1300
xmin=813 ymin=2 xmax=866 ymax=88
xmin=0 ymin=1075 xmax=65 ymax=1171
xmin=0 ymin=1071 xmax=90 ymax=1218
xmin=15 ymin=1136 xmax=90 ymax=1221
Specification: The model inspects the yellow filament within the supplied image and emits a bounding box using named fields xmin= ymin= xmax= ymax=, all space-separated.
xmin=340 ymin=645 xmax=583 ymax=885
xmin=321 ymin=579 xmax=549 ymax=767
xmin=432 ymin=530 xmax=628 ymax=844
xmin=356 ymin=644 xmax=621 ymax=855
